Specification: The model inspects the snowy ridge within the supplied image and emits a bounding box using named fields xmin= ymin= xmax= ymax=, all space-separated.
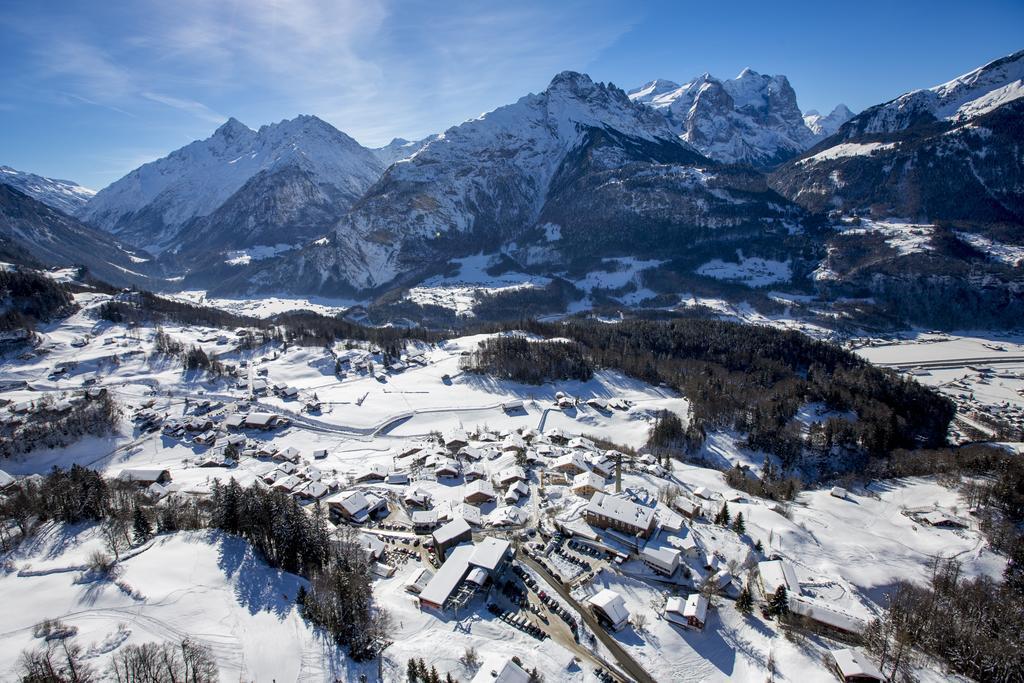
xmin=845 ymin=49 xmax=1024 ymax=135
xmin=803 ymin=105 xmax=855 ymax=137
xmin=0 ymin=165 xmax=95 ymax=215
xmin=80 ymin=115 xmax=383 ymax=252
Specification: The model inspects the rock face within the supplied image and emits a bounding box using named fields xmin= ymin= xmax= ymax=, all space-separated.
xmin=770 ymin=50 xmax=1024 ymax=225
xmin=0 ymin=184 xmax=157 ymax=288
xmin=803 ymin=105 xmax=855 ymax=137
xmin=629 ymin=70 xmax=846 ymax=167
xmin=79 ymin=115 xmax=384 ymax=255
xmin=239 ymin=72 xmax=810 ymax=296
xmin=0 ymin=166 xmax=95 ymax=215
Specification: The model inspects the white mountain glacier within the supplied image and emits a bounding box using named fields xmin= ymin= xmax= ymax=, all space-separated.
xmin=371 ymin=135 xmax=441 ymax=166
xmin=80 ymin=115 xmax=384 ymax=253
xmin=628 ymin=69 xmax=851 ymax=166
xmin=0 ymin=165 xmax=95 ymax=215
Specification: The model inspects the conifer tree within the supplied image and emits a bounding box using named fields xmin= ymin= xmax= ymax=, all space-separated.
xmin=732 ymin=512 xmax=746 ymax=535
xmin=132 ymin=505 xmax=151 ymax=544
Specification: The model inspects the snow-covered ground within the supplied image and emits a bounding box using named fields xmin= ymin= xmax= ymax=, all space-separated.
xmin=169 ymin=290 xmax=361 ymax=318
xmin=0 ymin=289 xmax=1013 ymax=681
xmin=696 ymin=252 xmax=792 ymax=287
xmin=404 ymin=254 xmax=551 ymax=316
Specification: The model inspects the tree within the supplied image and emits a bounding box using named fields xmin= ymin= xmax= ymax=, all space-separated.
xmin=731 ymin=512 xmax=746 ymax=535
xmin=754 ymin=539 xmax=764 ymax=554
xmin=132 ymin=506 xmax=151 ymax=544
xmin=736 ymin=586 xmax=754 ymax=614
xmin=459 ymin=646 xmax=480 ymax=671
xmin=768 ymin=585 xmax=789 ymax=617
xmin=21 ymin=640 xmax=95 ymax=683
xmin=715 ymin=502 xmax=731 ymax=527
xmin=407 ymin=658 xmax=420 ymax=682
xmin=632 ymin=612 xmax=648 ymax=633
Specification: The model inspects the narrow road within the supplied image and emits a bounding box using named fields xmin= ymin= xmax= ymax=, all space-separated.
xmin=518 ymin=553 xmax=655 ymax=683
xmin=874 ymin=354 xmax=1024 ymax=370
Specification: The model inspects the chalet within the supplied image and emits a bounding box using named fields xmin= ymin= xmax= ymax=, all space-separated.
xmin=571 ymin=472 xmax=605 ymax=498
xmin=503 ymin=480 xmax=529 ymax=504
xmin=326 ymin=490 xmax=387 ymax=524
xmin=486 ymin=505 xmax=526 ymax=528
xmin=299 ymin=481 xmax=330 ymax=500
xmin=670 ymin=496 xmax=701 ymax=519
xmin=273 ymin=475 xmax=305 ymax=494
xmin=117 ymin=468 xmax=171 ymax=486
xmin=453 ymin=503 xmax=483 ymax=527
xmin=665 ymin=594 xmax=708 ymax=630
xmin=545 ymin=428 xmax=569 ymax=444
xmin=445 ymin=431 xmax=469 ymax=451
xmin=244 ymin=412 xmax=279 ymax=430
xmin=583 ymin=492 xmax=656 ymax=538
xmin=669 ymin=533 xmax=700 ymax=557
xmin=464 ymin=463 xmax=488 ymax=482
xmin=404 ymin=486 xmax=432 ymax=508
xmin=434 ymin=460 xmax=461 ymax=480
xmin=460 ymin=446 xmax=486 ymax=462
xmin=433 ymin=518 xmax=473 ymax=556
xmin=355 ymin=464 xmax=389 ymax=483
xmin=501 ymin=400 xmax=524 ymax=413
xmin=412 ymin=510 xmax=440 ymax=531
xmin=281 ymin=386 xmax=299 ymax=399
xmin=275 ymin=446 xmax=301 ymax=463
xmin=587 ymin=589 xmax=630 ymax=631
xmin=464 ymin=480 xmax=497 ymax=504
xmin=223 ymin=414 xmax=245 ymax=430
xmin=495 ymin=466 xmax=527 ymax=486
xmin=250 ymin=379 xmax=269 ymax=394
xmin=587 ymin=456 xmax=614 ymax=478
xmin=386 ymin=471 xmax=409 ymax=485
xmin=828 ymin=648 xmax=883 ymax=682
xmin=550 ymin=452 xmax=588 ymax=477
xmin=585 ymin=397 xmax=608 ymax=411
xmin=920 ymin=511 xmax=967 ymax=528
xmin=640 ymin=545 xmax=681 ymax=576
xmin=693 ymin=486 xmax=713 ymax=500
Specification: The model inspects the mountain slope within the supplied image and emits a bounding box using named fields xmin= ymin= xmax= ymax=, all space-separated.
xmin=0 ymin=185 xmax=157 ymax=287
xmin=235 ymin=71 xmax=814 ymax=297
xmin=629 ymin=70 xmax=847 ymax=167
xmin=0 ymin=166 xmax=95 ymax=215
xmin=769 ymin=49 xmax=1024 ymax=224
xmin=803 ymin=105 xmax=855 ymax=137
xmin=80 ymin=116 xmax=384 ymax=254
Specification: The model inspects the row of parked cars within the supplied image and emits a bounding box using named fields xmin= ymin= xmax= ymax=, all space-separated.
xmin=486 ymin=604 xmax=546 ymax=640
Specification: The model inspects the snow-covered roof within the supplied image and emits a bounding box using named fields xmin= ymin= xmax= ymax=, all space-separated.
xmin=587 ymin=589 xmax=630 ymax=627
xmin=585 ymin=492 xmax=656 ymax=532
xmin=0 ymin=469 xmax=15 ymax=488
xmin=464 ymin=480 xmax=496 ymax=500
xmin=433 ymin=517 xmax=472 ymax=546
xmin=470 ymin=655 xmax=530 ymax=683
xmin=117 ymin=468 xmax=170 ymax=483
xmin=245 ymin=412 xmax=276 ymax=426
xmin=791 ymin=600 xmax=866 ymax=634
xmin=495 ymin=465 xmax=527 ymax=483
xmin=419 ymin=544 xmax=475 ymax=608
xmin=758 ymin=559 xmax=800 ymax=595
xmin=468 ymin=537 xmax=511 ymax=572
xmin=412 ymin=510 xmax=438 ymax=525
xmin=830 ymin=648 xmax=882 ymax=680
xmin=572 ymin=471 xmax=605 ymax=491
xmin=640 ymin=545 xmax=680 ymax=571
xmin=683 ymin=593 xmax=708 ymax=622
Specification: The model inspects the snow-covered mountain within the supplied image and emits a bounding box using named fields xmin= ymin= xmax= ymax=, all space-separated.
xmin=0 ymin=166 xmax=95 ymax=215
xmin=803 ymin=105 xmax=854 ymax=137
xmin=628 ymin=69 xmax=848 ymax=166
xmin=0 ymin=184 xmax=156 ymax=287
xmin=371 ymin=135 xmax=440 ymax=166
xmin=80 ymin=115 xmax=384 ymax=254
xmin=237 ymin=71 xmax=807 ymax=296
xmin=770 ymin=49 xmax=1024 ymax=225
xmin=838 ymin=49 xmax=1024 ymax=137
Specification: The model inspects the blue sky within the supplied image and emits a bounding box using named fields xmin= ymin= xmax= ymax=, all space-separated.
xmin=2 ymin=0 xmax=1022 ymax=190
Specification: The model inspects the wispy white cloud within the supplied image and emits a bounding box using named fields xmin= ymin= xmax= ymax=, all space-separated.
xmin=141 ymin=92 xmax=225 ymax=123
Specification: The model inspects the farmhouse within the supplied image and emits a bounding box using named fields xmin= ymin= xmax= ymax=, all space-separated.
xmin=412 ymin=510 xmax=440 ymax=531
xmin=583 ymin=492 xmax=656 ymax=538
xmin=587 ymin=589 xmax=630 ymax=631
xmin=758 ymin=559 xmax=800 ymax=598
xmin=503 ymin=480 xmax=529 ymax=504
xmin=326 ymin=490 xmax=387 ymax=524
xmin=550 ymin=452 xmax=588 ymax=477
xmin=670 ymin=496 xmax=701 ymax=519
xmin=920 ymin=511 xmax=967 ymax=528
xmin=117 ymin=468 xmax=171 ymax=486
xmin=790 ymin=600 xmax=867 ymax=637
xmin=404 ymin=487 xmax=432 ymax=508
xmin=464 ymin=463 xmax=488 ymax=482
xmin=495 ymin=465 xmax=527 ymax=486
xmin=243 ymin=412 xmax=279 ymax=430
xmin=434 ymin=460 xmax=461 ymax=480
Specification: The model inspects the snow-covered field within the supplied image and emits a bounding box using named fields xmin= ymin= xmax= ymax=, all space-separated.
xmin=696 ymin=252 xmax=792 ymax=287
xmin=0 ymin=289 xmax=1013 ymax=681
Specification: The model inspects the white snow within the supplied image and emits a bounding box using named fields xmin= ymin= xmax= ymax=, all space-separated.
xmin=798 ymin=142 xmax=899 ymax=165
xmin=223 ymin=243 xmax=298 ymax=266
xmin=695 ymin=252 xmax=791 ymax=287
xmin=954 ymin=232 xmax=1024 ymax=267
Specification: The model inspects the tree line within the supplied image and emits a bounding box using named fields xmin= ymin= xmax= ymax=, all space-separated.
xmin=460 ymin=335 xmax=593 ymax=384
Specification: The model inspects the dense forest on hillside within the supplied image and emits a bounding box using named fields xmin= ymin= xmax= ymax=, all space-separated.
xmin=474 ymin=319 xmax=954 ymax=478
xmin=461 ymin=336 xmax=593 ymax=384
xmin=0 ymin=268 xmax=75 ymax=331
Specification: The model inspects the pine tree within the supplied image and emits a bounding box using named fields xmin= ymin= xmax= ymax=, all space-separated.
xmin=296 ymin=585 xmax=307 ymax=608
xmin=768 ymin=585 xmax=789 ymax=617
xmin=731 ymin=512 xmax=746 ymax=535
xmin=407 ymin=658 xmax=419 ymax=682
xmin=736 ymin=586 xmax=754 ymax=614
xmin=132 ymin=506 xmax=151 ymax=544
xmin=716 ymin=502 xmax=731 ymax=527
xmin=754 ymin=539 xmax=764 ymax=554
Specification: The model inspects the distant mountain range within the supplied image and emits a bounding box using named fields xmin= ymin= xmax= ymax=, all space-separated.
xmin=1 ymin=49 xmax=1021 ymax=329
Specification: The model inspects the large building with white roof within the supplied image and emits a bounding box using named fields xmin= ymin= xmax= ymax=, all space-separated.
xmin=583 ymin=492 xmax=657 ymax=538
